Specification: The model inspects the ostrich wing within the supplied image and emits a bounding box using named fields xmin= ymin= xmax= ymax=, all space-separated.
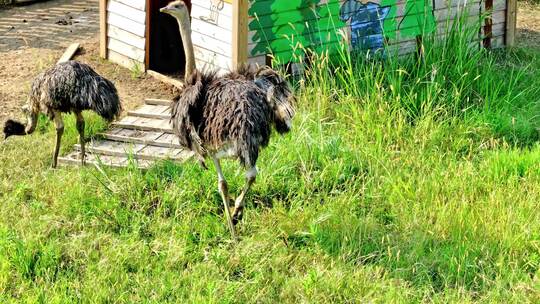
xmin=171 ymin=69 xmax=222 ymax=160
xmin=171 ymin=81 xmax=205 ymax=153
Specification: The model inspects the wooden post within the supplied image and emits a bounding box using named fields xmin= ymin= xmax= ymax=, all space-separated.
xmin=483 ymin=0 xmax=493 ymax=48
xmin=232 ymin=0 xmax=248 ymax=69
xmin=99 ymin=0 xmax=108 ymax=58
xmin=505 ymin=0 xmax=517 ymax=47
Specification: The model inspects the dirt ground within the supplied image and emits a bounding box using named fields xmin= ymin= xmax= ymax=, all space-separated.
xmin=0 ymin=1 xmax=539 ymax=127
xmin=517 ymin=2 xmax=540 ymax=48
xmin=0 ymin=0 xmax=175 ymax=126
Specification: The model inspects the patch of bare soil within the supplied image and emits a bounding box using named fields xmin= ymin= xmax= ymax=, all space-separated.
xmin=0 ymin=0 xmax=175 ymax=127
xmin=517 ymin=2 xmax=540 ymax=48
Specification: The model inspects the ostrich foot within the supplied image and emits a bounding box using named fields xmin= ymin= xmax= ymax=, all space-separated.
xmin=226 ymin=197 xmax=236 ymax=218
xmin=79 ymin=152 xmax=87 ymax=166
xmin=223 ymin=196 xmax=242 ymax=225
xmin=232 ymin=206 xmax=244 ymax=226
xmin=218 ymin=180 xmax=237 ymax=241
xmin=231 ymin=167 xmax=256 ymax=226
xmin=198 ymin=158 xmax=208 ymax=170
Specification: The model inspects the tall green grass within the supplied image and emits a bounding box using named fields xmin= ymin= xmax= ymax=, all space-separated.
xmin=300 ymin=12 xmax=538 ymax=144
xmin=1 ymin=15 xmax=540 ymax=302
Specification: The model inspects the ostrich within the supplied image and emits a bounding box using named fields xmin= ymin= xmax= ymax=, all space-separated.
xmin=3 ymin=61 xmax=121 ymax=168
xmin=161 ymin=1 xmax=295 ymax=239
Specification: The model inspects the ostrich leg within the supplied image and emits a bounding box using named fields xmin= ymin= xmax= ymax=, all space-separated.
xmin=52 ymin=112 xmax=64 ymax=168
xmin=75 ymin=112 xmax=86 ymax=165
xmin=212 ymin=157 xmax=237 ymax=241
xmin=232 ymin=166 xmax=257 ymax=225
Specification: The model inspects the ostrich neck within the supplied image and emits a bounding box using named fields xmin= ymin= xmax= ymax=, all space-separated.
xmin=25 ymin=112 xmax=37 ymax=134
xmin=175 ymin=14 xmax=196 ymax=80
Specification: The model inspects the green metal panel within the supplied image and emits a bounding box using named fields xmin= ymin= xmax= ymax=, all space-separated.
xmin=248 ymin=0 xmax=437 ymax=63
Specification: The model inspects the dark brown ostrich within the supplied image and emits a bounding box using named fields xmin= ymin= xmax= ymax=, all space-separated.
xmin=3 ymin=61 xmax=121 ymax=168
xmin=161 ymin=0 xmax=295 ymax=239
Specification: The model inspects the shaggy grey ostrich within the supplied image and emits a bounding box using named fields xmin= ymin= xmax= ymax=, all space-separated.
xmin=3 ymin=61 xmax=121 ymax=168
xmin=161 ymin=0 xmax=295 ymax=239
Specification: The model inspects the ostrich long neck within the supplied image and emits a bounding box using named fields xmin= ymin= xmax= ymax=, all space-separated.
xmin=174 ymin=11 xmax=196 ymax=80
xmin=25 ymin=112 xmax=38 ymax=134
xmin=22 ymin=103 xmax=38 ymax=134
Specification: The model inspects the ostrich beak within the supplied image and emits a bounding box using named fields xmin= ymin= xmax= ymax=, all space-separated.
xmin=160 ymin=6 xmax=171 ymax=13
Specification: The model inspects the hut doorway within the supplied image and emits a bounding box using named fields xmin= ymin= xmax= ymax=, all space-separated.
xmin=147 ymin=0 xmax=192 ymax=75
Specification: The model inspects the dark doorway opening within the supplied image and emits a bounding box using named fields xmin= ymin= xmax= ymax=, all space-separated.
xmin=147 ymin=0 xmax=192 ymax=75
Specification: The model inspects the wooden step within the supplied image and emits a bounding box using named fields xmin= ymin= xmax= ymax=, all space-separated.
xmin=59 ymin=95 xmax=185 ymax=169
xmin=112 ymin=116 xmax=173 ymax=133
xmin=101 ymin=128 xmax=182 ymax=149
xmin=74 ymin=141 xmax=192 ymax=161
xmin=58 ymin=151 xmax=151 ymax=169
xmin=147 ymin=70 xmax=184 ymax=89
xmin=127 ymin=103 xmax=171 ymax=120
xmin=145 ymin=98 xmax=173 ymax=106
xmin=127 ymin=111 xmax=170 ymax=120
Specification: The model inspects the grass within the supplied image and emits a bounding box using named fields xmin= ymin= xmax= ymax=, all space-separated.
xmin=2 ymin=20 xmax=540 ymax=303
xmin=522 ymin=0 xmax=540 ymax=5
xmin=130 ymin=61 xmax=145 ymax=80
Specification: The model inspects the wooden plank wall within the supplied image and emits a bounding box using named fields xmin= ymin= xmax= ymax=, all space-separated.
xmin=191 ymin=0 xmax=234 ymax=73
xmin=106 ymin=0 xmax=146 ymax=71
xmin=247 ymin=0 xmax=509 ymax=64
xmin=98 ymin=0 xmax=511 ymax=72
xmin=481 ymin=0 xmax=508 ymax=48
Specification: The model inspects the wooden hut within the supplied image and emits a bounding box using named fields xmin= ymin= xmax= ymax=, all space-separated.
xmin=99 ymin=0 xmax=517 ymax=75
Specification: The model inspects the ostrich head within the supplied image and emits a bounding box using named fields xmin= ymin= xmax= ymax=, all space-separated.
xmin=160 ymin=0 xmax=196 ymax=80
xmin=4 ymin=103 xmax=37 ymax=139
xmin=255 ymin=67 xmax=295 ymax=133
xmin=160 ymin=0 xmax=189 ymax=20
xmin=3 ymin=119 xmax=26 ymax=139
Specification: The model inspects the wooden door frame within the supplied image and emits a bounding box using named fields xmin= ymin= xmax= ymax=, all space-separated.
xmin=145 ymin=0 xmax=151 ymax=70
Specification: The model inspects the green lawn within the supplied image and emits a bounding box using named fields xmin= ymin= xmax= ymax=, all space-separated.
xmin=1 ymin=24 xmax=540 ymax=302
